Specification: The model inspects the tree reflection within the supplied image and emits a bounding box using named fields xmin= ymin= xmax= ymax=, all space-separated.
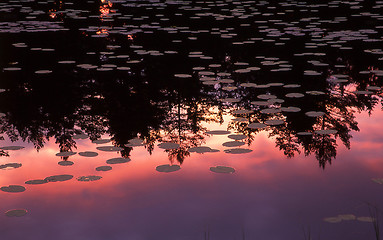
xmin=0 ymin=0 xmax=382 ymax=168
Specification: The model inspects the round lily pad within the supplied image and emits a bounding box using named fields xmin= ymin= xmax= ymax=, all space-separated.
xmin=78 ymin=151 xmax=98 ymax=157
xmin=188 ymin=146 xmax=213 ymax=153
xmin=96 ymin=146 xmax=123 ymax=152
xmin=305 ymin=111 xmax=325 ymax=117
xmin=210 ymin=166 xmax=235 ymax=173
xmin=5 ymin=209 xmax=27 ymax=217
xmin=106 ymin=157 xmax=130 ymax=164
xmin=338 ymin=214 xmax=356 ymax=220
xmin=158 ymin=142 xmax=180 ymax=150
xmin=357 ymin=216 xmax=375 ymax=222
xmin=285 ymin=93 xmax=304 ymax=98
xmin=96 ymin=166 xmax=112 ymax=171
xmin=265 ymin=119 xmax=285 ymax=126
xmin=25 ymin=179 xmax=47 ymax=185
xmin=228 ymin=134 xmax=247 ymax=140
xmin=73 ymin=134 xmax=88 ymax=139
xmin=58 ymin=161 xmax=74 ymax=166
xmin=77 ymin=175 xmax=102 ymax=182
xmin=1 ymin=185 xmax=26 ymax=193
xmin=315 ymin=129 xmax=337 ymax=135
xmin=205 ymin=130 xmax=231 ymax=135
xmin=0 ymin=146 xmax=25 ymax=151
xmin=221 ymin=138 xmax=246 ymax=146
xmin=156 ymin=164 xmax=181 ymax=173
xmin=323 ymin=217 xmax=342 ymax=223
xmin=92 ymin=139 xmax=111 ymax=144
xmin=55 ymin=152 xmax=76 ymax=157
xmin=44 ymin=174 xmax=73 ymax=182
xmin=0 ymin=163 xmax=22 ymax=170
xmin=232 ymin=109 xmax=253 ymax=114
xmin=224 ymin=148 xmax=252 ymax=154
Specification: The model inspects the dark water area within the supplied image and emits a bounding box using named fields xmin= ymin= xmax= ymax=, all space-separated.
xmin=0 ymin=0 xmax=383 ymax=239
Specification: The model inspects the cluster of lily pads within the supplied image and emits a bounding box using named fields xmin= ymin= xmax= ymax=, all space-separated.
xmin=1 ymin=0 xmax=383 ymax=225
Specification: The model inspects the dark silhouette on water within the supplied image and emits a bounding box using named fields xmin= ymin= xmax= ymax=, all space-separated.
xmin=0 ymin=0 xmax=382 ymax=168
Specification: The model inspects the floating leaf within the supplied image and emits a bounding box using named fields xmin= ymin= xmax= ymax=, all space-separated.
xmin=0 ymin=163 xmax=22 ymax=170
xmin=58 ymin=161 xmax=74 ymax=166
xmin=305 ymin=111 xmax=325 ymax=117
xmin=73 ymin=134 xmax=88 ymax=139
xmin=106 ymin=157 xmax=130 ymax=164
xmin=78 ymin=151 xmax=98 ymax=157
xmin=44 ymin=175 xmax=73 ymax=182
xmin=5 ymin=209 xmax=27 ymax=217
xmin=210 ymin=166 xmax=235 ymax=173
xmin=188 ymin=146 xmax=214 ymax=153
xmin=338 ymin=214 xmax=356 ymax=220
xmin=55 ymin=152 xmax=76 ymax=157
xmin=96 ymin=146 xmax=123 ymax=152
xmin=248 ymin=123 xmax=267 ymax=129
xmin=222 ymin=141 xmax=245 ymax=147
xmin=228 ymin=134 xmax=247 ymax=140
xmin=96 ymin=166 xmax=112 ymax=171
xmin=206 ymin=130 xmax=231 ymax=135
xmin=156 ymin=164 xmax=181 ymax=173
xmin=357 ymin=216 xmax=375 ymax=222
xmin=92 ymin=139 xmax=111 ymax=144
xmin=1 ymin=185 xmax=26 ymax=193
xmin=315 ymin=129 xmax=337 ymax=135
xmin=265 ymin=119 xmax=285 ymax=126
xmin=0 ymin=146 xmax=24 ymax=151
xmin=158 ymin=142 xmax=180 ymax=150
xmin=77 ymin=175 xmax=102 ymax=182
xmin=25 ymin=179 xmax=47 ymax=185
xmin=323 ymin=217 xmax=342 ymax=223
xmin=224 ymin=148 xmax=252 ymax=154
xmin=371 ymin=178 xmax=383 ymax=184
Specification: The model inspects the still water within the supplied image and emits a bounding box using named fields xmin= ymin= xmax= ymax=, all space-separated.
xmin=0 ymin=0 xmax=383 ymax=239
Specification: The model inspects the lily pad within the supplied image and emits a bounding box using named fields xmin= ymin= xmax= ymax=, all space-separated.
xmin=78 ymin=151 xmax=99 ymax=157
xmin=248 ymin=123 xmax=267 ymax=129
xmin=0 ymin=146 xmax=25 ymax=151
xmin=25 ymin=179 xmax=47 ymax=185
xmin=228 ymin=134 xmax=247 ymax=140
xmin=265 ymin=119 xmax=285 ymax=126
xmin=305 ymin=111 xmax=325 ymax=117
xmin=73 ymin=134 xmax=88 ymax=139
xmin=96 ymin=146 xmax=123 ymax=152
xmin=323 ymin=217 xmax=342 ymax=223
xmin=206 ymin=130 xmax=231 ymax=135
xmin=58 ymin=161 xmax=74 ymax=166
xmin=92 ymin=139 xmax=111 ymax=144
xmin=0 ymin=163 xmax=22 ymax=170
xmin=5 ymin=209 xmax=27 ymax=217
xmin=188 ymin=146 xmax=214 ymax=153
xmin=44 ymin=174 xmax=73 ymax=182
xmin=1 ymin=185 xmax=26 ymax=193
xmin=224 ymin=148 xmax=253 ymax=154
xmin=158 ymin=142 xmax=180 ymax=150
xmin=156 ymin=164 xmax=181 ymax=173
xmin=210 ymin=166 xmax=235 ymax=173
xmin=357 ymin=216 xmax=375 ymax=222
xmin=338 ymin=214 xmax=356 ymax=220
xmin=372 ymin=178 xmax=383 ymax=184
xmin=106 ymin=157 xmax=130 ymax=164
xmin=96 ymin=166 xmax=112 ymax=171
xmin=315 ymin=129 xmax=337 ymax=135
xmin=77 ymin=175 xmax=102 ymax=182
xmin=222 ymin=141 xmax=246 ymax=147
xmin=55 ymin=152 xmax=77 ymax=157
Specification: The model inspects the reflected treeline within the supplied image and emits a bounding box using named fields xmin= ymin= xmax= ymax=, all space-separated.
xmin=0 ymin=0 xmax=382 ymax=168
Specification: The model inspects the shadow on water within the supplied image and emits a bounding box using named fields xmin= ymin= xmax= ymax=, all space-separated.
xmin=0 ymin=0 xmax=382 ymax=168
